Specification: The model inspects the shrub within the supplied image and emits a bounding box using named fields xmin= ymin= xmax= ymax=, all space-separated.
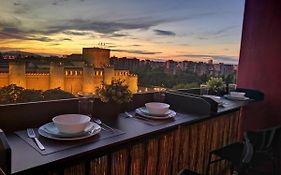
xmin=17 ymin=89 xmax=44 ymax=103
xmin=206 ymin=77 xmax=225 ymax=95
xmin=0 ymin=85 xmax=75 ymax=104
xmin=43 ymin=88 xmax=75 ymax=100
xmin=0 ymin=84 xmax=24 ymax=104
xmin=96 ymin=79 xmax=133 ymax=104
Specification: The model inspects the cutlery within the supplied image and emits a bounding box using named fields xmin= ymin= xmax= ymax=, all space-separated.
xmin=89 ymin=127 xmax=98 ymax=134
xmin=27 ymin=128 xmax=45 ymax=150
xmin=125 ymin=112 xmax=156 ymax=122
xmin=124 ymin=112 xmax=133 ymax=118
xmin=134 ymin=115 xmax=158 ymax=122
xmin=93 ymin=118 xmax=114 ymax=132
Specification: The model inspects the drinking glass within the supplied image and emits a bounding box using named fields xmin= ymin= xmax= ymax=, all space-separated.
xmin=200 ymin=84 xmax=209 ymax=95
xmin=153 ymin=88 xmax=166 ymax=102
xmin=228 ymin=84 xmax=237 ymax=94
xmin=78 ymin=98 xmax=94 ymax=117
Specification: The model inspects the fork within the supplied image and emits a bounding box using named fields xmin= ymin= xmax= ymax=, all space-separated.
xmin=27 ymin=128 xmax=45 ymax=150
xmin=124 ymin=112 xmax=133 ymax=118
xmin=93 ymin=118 xmax=114 ymax=132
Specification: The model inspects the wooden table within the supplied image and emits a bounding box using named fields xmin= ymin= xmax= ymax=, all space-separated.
xmin=1 ymin=92 xmax=254 ymax=175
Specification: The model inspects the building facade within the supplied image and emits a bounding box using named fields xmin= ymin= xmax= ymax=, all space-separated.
xmin=0 ymin=48 xmax=138 ymax=94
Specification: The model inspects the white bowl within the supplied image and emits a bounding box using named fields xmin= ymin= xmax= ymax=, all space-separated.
xmin=230 ymin=91 xmax=246 ymax=97
xmin=52 ymin=114 xmax=91 ymax=134
xmin=145 ymin=102 xmax=170 ymax=115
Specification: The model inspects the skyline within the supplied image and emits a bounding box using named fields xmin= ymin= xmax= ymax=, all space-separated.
xmin=0 ymin=0 xmax=245 ymax=64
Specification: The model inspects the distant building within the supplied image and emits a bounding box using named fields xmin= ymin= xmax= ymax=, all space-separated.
xmin=110 ymin=57 xmax=140 ymax=70
xmin=221 ymin=64 xmax=235 ymax=76
xmin=163 ymin=59 xmax=236 ymax=77
xmin=212 ymin=63 xmax=222 ymax=76
xmin=0 ymin=48 xmax=138 ymax=94
xmin=208 ymin=59 xmax=213 ymax=65
xmin=164 ymin=60 xmax=177 ymax=74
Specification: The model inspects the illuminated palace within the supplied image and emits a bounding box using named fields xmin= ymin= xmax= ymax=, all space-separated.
xmin=0 ymin=48 xmax=138 ymax=94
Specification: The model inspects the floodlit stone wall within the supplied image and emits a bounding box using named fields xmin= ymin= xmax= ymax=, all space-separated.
xmin=104 ymin=66 xmax=115 ymax=85
xmin=26 ymin=73 xmax=50 ymax=90
xmin=82 ymin=65 xmax=95 ymax=93
xmin=64 ymin=75 xmax=83 ymax=94
xmin=1 ymin=62 xmax=138 ymax=94
xmin=0 ymin=73 xmax=9 ymax=87
xmin=50 ymin=62 xmax=65 ymax=90
xmin=9 ymin=62 xmax=26 ymax=88
xmin=83 ymin=48 xmax=110 ymax=68
xmin=127 ymin=75 xmax=138 ymax=94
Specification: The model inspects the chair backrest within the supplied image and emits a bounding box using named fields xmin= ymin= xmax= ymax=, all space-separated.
xmin=0 ymin=168 xmax=6 ymax=175
xmin=0 ymin=129 xmax=11 ymax=175
xmin=245 ymin=125 xmax=281 ymax=151
xmin=241 ymin=134 xmax=254 ymax=163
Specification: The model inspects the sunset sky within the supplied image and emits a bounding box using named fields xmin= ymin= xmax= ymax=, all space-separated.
xmin=0 ymin=0 xmax=244 ymax=64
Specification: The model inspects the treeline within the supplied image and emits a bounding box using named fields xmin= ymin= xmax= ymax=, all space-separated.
xmin=131 ymin=64 xmax=235 ymax=89
xmin=0 ymin=84 xmax=75 ymax=104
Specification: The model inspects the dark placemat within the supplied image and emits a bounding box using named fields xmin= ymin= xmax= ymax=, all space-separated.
xmin=122 ymin=112 xmax=186 ymax=126
xmin=15 ymin=128 xmax=125 ymax=155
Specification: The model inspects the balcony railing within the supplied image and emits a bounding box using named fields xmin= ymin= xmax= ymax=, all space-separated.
xmin=0 ymin=91 xmax=260 ymax=175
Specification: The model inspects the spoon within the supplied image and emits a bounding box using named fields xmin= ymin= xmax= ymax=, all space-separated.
xmin=93 ymin=118 xmax=114 ymax=132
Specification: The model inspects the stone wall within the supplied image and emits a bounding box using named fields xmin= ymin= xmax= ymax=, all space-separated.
xmin=50 ymin=63 xmax=65 ymax=90
xmin=0 ymin=73 xmax=9 ymax=87
xmin=9 ymin=62 xmax=26 ymax=88
xmin=1 ymin=62 xmax=138 ymax=94
xmin=26 ymin=73 xmax=50 ymax=90
xmin=64 ymin=75 xmax=83 ymax=94
xmin=83 ymin=48 xmax=110 ymax=68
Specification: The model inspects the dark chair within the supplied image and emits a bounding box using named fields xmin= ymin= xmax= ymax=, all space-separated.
xmin=235 ymin=88 xmax=264 ymax=101
xmin=0 ymin=129 xmax=11 ymax=175
xmin=178 ymin=169 xmax=201 ymax=175
xmin=245 ymin=125 xmax=281 ymax=175
xmin=0 ymin=169 xmax=6 ymax=175
xmin=206 ymin=135 xmax=253 ymax=175
xmin=206 ymin=125 xmax=281 ymax=175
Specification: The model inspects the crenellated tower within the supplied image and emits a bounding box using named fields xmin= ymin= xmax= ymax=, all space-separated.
xmin=83 ymin=48 xmax=110 ymax=68
xmin=49 ymin=62 xmax=65 ymax=90
xmin=103 ymin=66 xmax=115 ymax=85
xmin=82 ymin=64 xmax=95 ymax=93
xmin=9 ymin=61 xmax=26 ymax=88
xmin=127 ymin=74 xmax=138 ymax=93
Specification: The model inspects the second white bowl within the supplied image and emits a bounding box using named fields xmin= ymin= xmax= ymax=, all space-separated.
xmin=230 ymin=91 xmax=246 ymax=97
xmin=145 ymin=102 xmax=170 ymax=115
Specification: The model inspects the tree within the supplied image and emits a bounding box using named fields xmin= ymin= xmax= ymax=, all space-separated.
xmin=17 ymin=89 xmax=44 ymax=103
xmin=96 ymin=79 xmax=132 ymax=104
xmin=0 ymin=85 xmax=75 ymax=104
xmin=0 ymin=84 xmax=24 ymax=104
xmin=43 ymin=88 xmax=75 ymax=100
xmin=172 ymin=82 xmax=199 ymax=90
xmin=224 ymin=73 xmax=236 ymax=84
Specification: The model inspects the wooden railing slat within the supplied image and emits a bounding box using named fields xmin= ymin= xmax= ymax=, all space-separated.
xmin=90 ymin=155 xmax=109 ymax=175
xmin=63 ymin=163 xmax=85 ymax=175
xmin=111 ymin=149 xmax=129 ymax=175
xmin=144 ymin=138 xmax=159 ymax=175
xmin=129 ymin=143 xmax=144 ymax=175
